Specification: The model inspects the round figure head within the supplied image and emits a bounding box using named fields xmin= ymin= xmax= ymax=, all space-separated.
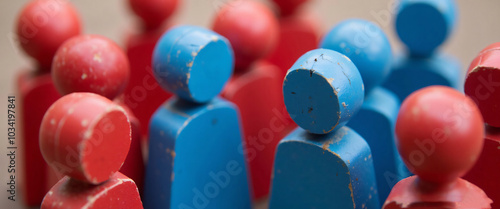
xmin=271 ymin=0 xmax=310 ymax=16
xmin=152 ymin=25 xmax=233 ymax=103
xmin=212 ymin=0 xmax=279 ymax=70
xmin=465 ymin=43 xmax=500 ymax=127
xmin=396 ymin=86 xmax=484 ymax=184
xmin=395 ymin=0 xmax=457 ymax=57
xmin=320 ymin=19 xmax=392 ymax=95
xmin=283 ymin=49 xmax=364 ymax=134
xmin=40 ymin=93 xmax=131 ymax=184
xmin=16 ymin=0 xmax=81 ymax=71
xmin=128 ymin=0 xmax=179 ymax=30
xmin=52 ymin=35 xmax=130 ymax=100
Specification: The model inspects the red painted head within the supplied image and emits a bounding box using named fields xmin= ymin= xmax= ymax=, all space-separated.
xmin=16 ymin=0 xmax=81 ymax=72
xmin=212 ymin=0 xmax=279 ymax=70
xmin=52 ymin=35 xmax=130 ymax=100
xmin=396 ymin=86 xmax=484 ymax=184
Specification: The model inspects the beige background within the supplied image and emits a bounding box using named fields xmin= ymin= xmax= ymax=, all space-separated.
xmin=1 ymin=0 xmax=499 ymax=208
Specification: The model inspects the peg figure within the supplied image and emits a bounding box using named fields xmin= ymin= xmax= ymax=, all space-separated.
xmin=143 ymin=25 xmax=251 ymax=209
xmin=383 ymin=0 xmax=461 ymax=101
xmin=383 ymin=86 xmax=492 ymax=209
xmin=15 ymin=0 xmax=81 ymax=205
xmin=39 ymin=93 xmax=143 ymax=209
xmin=51 ymin=35 xmax=145 ymax=191
xmin=269 ymin=49 xmax=379 ymax=209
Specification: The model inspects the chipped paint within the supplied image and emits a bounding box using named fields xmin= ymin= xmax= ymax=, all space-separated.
xmin=348 ymin=182 xmax=356 ymax=208
xmin=93 ymin=53 xmax=102 ymax=63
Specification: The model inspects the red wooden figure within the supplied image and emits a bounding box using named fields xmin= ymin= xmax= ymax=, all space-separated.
xmin=51 ymin=35 xmax=145 ymax=190
xmin=212 ymin=0 xmax=295 ymax=201
xmin=39 ymin=93 xmax=142 ymax=209
xmin=120 ymin=0 xmax=180 ymax=138
xmin=463 ymin=42 xmax=500 ymax=209
xmin=383 ymin=86 xmax=492 ymax=209
xmin=266 ymin=0 xmax=321 ymax=76
xmin=15 ymin=0 xmax=81 ymax=205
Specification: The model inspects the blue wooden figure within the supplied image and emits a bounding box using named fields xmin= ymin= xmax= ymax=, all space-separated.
xmin=395 ymin=0 xmax=457 ymax=57
xmin=144 ymin=25 xmax=251 ymax=209
xmin=269 ymin=49 xmax=379 ymax=209
xmin=320 ymin=19 xmax=411 ymax=204
xmin=383 ymin=0 xmax=461 ymax=102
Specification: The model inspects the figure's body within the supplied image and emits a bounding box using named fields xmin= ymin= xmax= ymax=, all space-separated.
xmin=383 ymin=86 xmax=492 ymax=209
xmin=269 ymin=49 xmax=380 ymax=209
xmin=39 ymin=93 xmax=143 ymax=209
xmin=320 ymin=19 xmax=411 ymax=202
xmin=212 ymin=1 xmax=295 ymax=200
xmin=463 ymin=42 xmax=500 ymax=209
xmin=144 ymin=25 xmax=251 ymax=209
xmin=14 ymin=0 xmax=81 ymax=205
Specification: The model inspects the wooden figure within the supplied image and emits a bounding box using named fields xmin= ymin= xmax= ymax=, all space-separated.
xmin=120 ymin=0 xmax=180 ymax=136
xmin=143 ymin=25 xmax=251 ymax=209
xmin=383 ymin=86 xmax=492 ymax=209
xmin=269 ymin=49 xmax=380 ymax=209
xmin=212 ymin=0 xmax=294 ymax=200
xmin=320 ymin=19 xmax=411 ymax=203
xmin=383 ymin=0 xmax=461 ymax=102
xmin=266 ymin=0 xmax=322 ymax=77
xmin=463 ymin=42 xmax=500 ymax=209
xmin=394 ymin=0 xmax=457 ymax=57
xmin=15 ymin=0 xmax=81 ymax=205
xmin=39 ymin=93 xmax=143 ymax=209
xmin=51 ymin=35 xmax=145 ymax=191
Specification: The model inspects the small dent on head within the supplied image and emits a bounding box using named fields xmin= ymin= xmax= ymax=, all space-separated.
xmin=342 ymin=55 xmax=352 ymax=62
xmin=93 ymin=53 xmax=102 ymax=63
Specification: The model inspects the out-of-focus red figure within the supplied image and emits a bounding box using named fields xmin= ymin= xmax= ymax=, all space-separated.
xmin=383 ymin=86 xmax=492 ymax=209
xmin=15 ymin=0 xmax=81 ymax=205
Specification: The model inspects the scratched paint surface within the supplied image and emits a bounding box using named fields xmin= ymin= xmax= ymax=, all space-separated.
xmin=269 ymin=127 xmax=379 ymax=209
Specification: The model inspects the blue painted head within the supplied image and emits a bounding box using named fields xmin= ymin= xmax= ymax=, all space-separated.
xmin=320 ymin=18 xmax=392 ymax=95
xmin=152 ymin=25 xmax=234 ymax=103
xmin=395 ymin=0 xmax=457 ymax=57
xmin=283 ymin=49 xmax=364 ymax=134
